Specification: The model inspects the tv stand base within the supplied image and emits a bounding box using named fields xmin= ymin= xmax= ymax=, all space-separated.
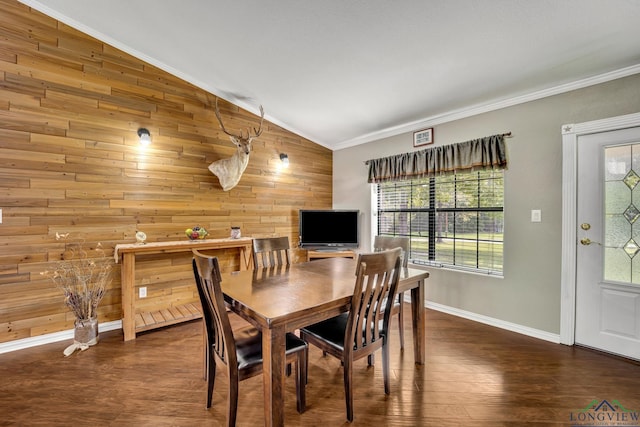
xmin=306 ymin=249 xmax=356 ymax=262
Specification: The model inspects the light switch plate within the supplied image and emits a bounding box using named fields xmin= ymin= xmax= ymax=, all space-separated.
xmin=531 ymin=209 xmax=542 ymax=222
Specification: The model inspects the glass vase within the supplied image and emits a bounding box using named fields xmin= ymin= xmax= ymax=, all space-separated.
xmin=74 ymin=316 xmax=99 ymax=346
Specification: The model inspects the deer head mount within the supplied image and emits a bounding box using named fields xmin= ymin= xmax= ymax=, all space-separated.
xmin=208 ymin=97 xmax=264 ymax=191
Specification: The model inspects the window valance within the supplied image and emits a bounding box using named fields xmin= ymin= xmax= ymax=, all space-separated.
xmin=365 ymin=134 xmax=508 ymax=183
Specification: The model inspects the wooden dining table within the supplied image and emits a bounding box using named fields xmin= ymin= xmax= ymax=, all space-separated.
xmin=220 ymin=256 xmax=429 ymax=427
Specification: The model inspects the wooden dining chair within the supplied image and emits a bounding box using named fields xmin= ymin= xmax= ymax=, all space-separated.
xmin=252 ymin=236 xmax=291 ymax=268
xmin=373 ymin=235 xmax=410 ymax=349
xmin=300 ymin=248 xmax=402 ymax=422
xmin=192 ymin=252 xmax=307 ymax=424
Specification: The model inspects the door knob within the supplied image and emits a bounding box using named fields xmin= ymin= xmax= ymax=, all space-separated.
xmin=580 ymin=238 xmax=601 ymax=246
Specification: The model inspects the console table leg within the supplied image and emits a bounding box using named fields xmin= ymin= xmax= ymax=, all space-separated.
xmin=121 ymin=252 xmax=136 ymax=341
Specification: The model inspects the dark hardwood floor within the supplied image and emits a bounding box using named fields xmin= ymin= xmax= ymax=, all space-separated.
xmin=1 ymin=308 xmax=639 ymax=426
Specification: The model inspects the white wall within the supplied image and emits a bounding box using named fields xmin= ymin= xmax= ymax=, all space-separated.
xmin=333 ymin=74 xmax=640 ymax=335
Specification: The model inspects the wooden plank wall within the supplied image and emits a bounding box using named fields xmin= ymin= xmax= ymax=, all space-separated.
xmin=0 ymin=0 xmax=333 ymax=344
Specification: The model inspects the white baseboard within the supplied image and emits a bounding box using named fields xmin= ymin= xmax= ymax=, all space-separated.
xmin=0 ymin=320 xmax=122 ymax=355
xmin=425 ymin=301 xmax=561 ymax=344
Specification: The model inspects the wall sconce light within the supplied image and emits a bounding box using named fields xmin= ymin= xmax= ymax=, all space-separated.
xmin=279 ymin=153 xmax=289 ymax=167
xmin=137 ymin=128 xmax=151 ymax=146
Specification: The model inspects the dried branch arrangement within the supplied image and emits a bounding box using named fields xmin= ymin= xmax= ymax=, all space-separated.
xmin=42 ymin=233 xmax=112 ymax=320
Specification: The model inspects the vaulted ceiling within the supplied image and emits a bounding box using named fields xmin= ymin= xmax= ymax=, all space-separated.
xmin=21 ymin=0 xmax=640 ymax=149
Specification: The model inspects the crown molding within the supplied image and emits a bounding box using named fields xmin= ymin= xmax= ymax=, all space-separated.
xmin=333 ymin=64 xmax=640 ymax=151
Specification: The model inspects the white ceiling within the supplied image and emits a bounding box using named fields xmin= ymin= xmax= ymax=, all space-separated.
xmin=21 ymin=0 xmax=640 ymax=150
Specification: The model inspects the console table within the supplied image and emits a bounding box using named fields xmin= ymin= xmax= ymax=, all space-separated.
xmin=115 ymin=238 xmax=253 ymax=341
xmin=306 ymin=249 xmax=356 ymax=262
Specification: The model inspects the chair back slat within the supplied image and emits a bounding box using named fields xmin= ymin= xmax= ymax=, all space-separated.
xmin=373 ymin=235 xmax=409 ymax=267
xmin=346 ymin=248 xmax=402 ymax=355
xmin=192 ymin=251 xmax=237 ymax=369
xmin=252 ymin=236 xmax=291 ymax=268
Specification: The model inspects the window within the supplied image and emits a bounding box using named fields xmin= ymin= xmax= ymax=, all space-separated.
xmin=375 ymin=169 xmax=504 ymax=275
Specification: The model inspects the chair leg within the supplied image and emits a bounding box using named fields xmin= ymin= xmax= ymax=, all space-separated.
xmin=398 ymin=292 xmax=405 ymax=350
xmin=296 ymin=348 xmax=307 ymax=413
xmin=206 ymin=352 xmax=215 ymax=408
xmin=300 ymin=332 xmax=309 ymax=385
xmin=382 ymin=338 xmax=391 ymax=395
xmin=227 ymin=373 xmax=239 ymax=427
xmin=203 ymin=341 xmax=208 ymax=380
xmin=343 ymin=357 xmax=354 ymax=422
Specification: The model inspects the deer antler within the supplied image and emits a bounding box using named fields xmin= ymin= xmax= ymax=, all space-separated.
xmin=214 ymin=97 xmax=264 ymax=141
xmin=214 ymin=97 xmax=235 ymax=138
xmin=252 ymin=104 xmax=264 ymax=137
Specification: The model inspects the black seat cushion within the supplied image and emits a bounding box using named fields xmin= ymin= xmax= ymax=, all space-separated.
xmin=301 ymin=312 xmax=390 ymax=353
xmin=300 ymin=313 xmax=349 ymax=351
xmin=285 ymin=333 xmax=309 ymax=354
xmin=234 ymin=326 xmax=307 ymax=370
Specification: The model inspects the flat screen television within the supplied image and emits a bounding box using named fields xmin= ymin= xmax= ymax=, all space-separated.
xmin=298 ymin=209 xmax=360 ymax=250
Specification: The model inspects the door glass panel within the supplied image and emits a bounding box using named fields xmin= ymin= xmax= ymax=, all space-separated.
xmin=604 ymin=214 xmax=629 ymax=247
xmin=604 ymin=143 xmax=640 ymax=284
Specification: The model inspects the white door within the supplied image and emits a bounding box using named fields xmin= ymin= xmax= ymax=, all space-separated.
xmin=575 ymin=126 xmax=640 ymax=361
